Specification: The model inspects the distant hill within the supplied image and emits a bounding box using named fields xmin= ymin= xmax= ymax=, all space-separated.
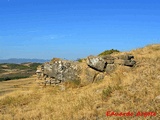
xmin=0 ymin=58 xmax=49 ymax=64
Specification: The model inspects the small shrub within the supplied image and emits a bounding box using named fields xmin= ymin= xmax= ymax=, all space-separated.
xmin=98 ymin=49 xmax=120 ymax=56
xmin=76 ymin=58 xmax=83 ymax=62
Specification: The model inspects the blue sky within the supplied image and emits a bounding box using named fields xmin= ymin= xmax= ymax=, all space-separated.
xmin=0 ymin=0 xmax=160 ymax=60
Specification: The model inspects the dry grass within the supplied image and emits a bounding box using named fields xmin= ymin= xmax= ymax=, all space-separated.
xmin=0 ymin=44 xmax=160 ymax=120
xmin=0 ymin=76 xmax=35 ymax=96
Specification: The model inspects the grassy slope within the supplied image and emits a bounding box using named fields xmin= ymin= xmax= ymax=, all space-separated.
xmin=0 ymin=44 xmax=160 ymax=120
xmin=0 ymin=76 xmax=35 ymax=96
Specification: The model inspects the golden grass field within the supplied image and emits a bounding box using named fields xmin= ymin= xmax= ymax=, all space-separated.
xmin=0 ymin=44 xmax=160 ymax=120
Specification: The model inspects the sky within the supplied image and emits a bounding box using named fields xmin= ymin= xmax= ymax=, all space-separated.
xmin=0 ymin=0 xmax=160 ymax=60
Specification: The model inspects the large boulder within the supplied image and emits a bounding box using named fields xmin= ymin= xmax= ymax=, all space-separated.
xmin=44 ymin=60 xmax=81 ymax=82
xmin=124 ymin=60 xmax=136 ymax=67
xmin=86 ymin=56 xmax=106 ymax=72
xmin=102 ymin=55 xmax=114 ymax=64
xmin=116 ymin=55 xmax=134 ymax=60
xmin=114 ymin=54 xmax=136 ymax=67
xmin=84 ymin=67 xmax=105 ymax=83
xmin=44 ymin=62 xmax=53 ymax=77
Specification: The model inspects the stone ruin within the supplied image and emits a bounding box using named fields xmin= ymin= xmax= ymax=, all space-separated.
xmin=36 ymin=54 xmax=136 ymax=85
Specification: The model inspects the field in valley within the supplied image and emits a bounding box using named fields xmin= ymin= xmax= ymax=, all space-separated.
xmin=0 ymin=76 xmax=36 ymax=97
xmin=0 ymin=44 xmax=160 ymax=120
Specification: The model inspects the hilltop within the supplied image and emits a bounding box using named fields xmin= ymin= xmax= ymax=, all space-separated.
xmin=0 ymin=44 xmax=160 ymax=120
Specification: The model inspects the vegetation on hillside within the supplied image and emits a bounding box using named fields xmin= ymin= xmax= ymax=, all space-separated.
xmin=0 ymin=73 xmax=30 ymax=82
xmin=0 ymin=63 xmax=42 ymax=82
xmin=0 ymin=63 xmax=41 ymax=70
xmin=0 ymin=44 xmax=160 ymax=119
xmin=98 ymin=49 xmax=120 ymax=56
xmin=1 ymin=63 xmax=29 ymax=69
xmin=29 ymin=63 xmax=42 ymax=70
xmin=76 ymin=58 xmax=83 ymax=62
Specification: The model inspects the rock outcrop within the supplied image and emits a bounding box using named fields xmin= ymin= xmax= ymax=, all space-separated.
xmin=86 ymin=54 xmax=136 ymax=73
xmin=43 ymin=60 xmax=81 ymax=82
xmin=114 ymin=55 xmax=136 ymax=66
xmin=86 ymin=56 xmax=106 ymax=72
xmin=37 ymin=54 xmax=136 ymax=85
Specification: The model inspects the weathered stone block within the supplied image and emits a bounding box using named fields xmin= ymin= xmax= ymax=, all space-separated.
xmin=124 ymin=60 xmax=136 ymax=67
xmin=86 ymin=56 xmax=106 ymax=72
xmin=117 ymin=55 xmax=134 ymax=60
xmin=44 ymin=60 xmax=81 ymax=82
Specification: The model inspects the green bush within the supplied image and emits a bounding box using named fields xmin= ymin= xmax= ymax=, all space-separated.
xmin=76 ymin=58 xmax=83 ymax=62
xmin=98 ymin=49 xmax=120 ymax=56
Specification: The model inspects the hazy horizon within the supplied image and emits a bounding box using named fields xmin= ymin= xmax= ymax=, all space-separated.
xmin=0 ymin=0 xmax=160 ymax=60
xmin=0 ymin=43 xmax=159 ymax=60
